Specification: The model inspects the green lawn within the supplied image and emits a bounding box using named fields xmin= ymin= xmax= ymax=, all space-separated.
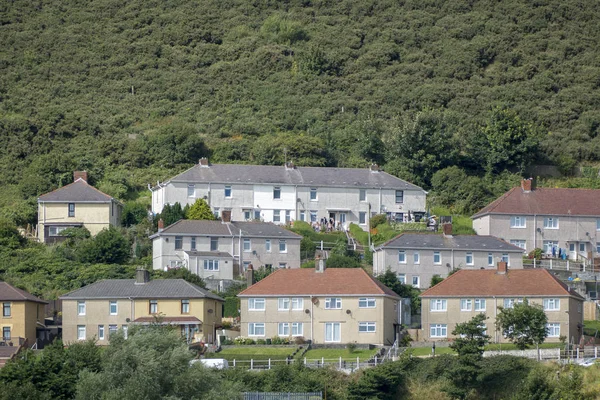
xmin=302 ymin=348 xmax=378 ymax=360
xmin=584 ymin=320 xmax=600 ymax=336
xmin=409 ymin=342 xmax=563 ymax=357
xmin=431 ymin=207 xmax=475 ymax=235
xmin=205 ymin=346 xmax=296 ymax=361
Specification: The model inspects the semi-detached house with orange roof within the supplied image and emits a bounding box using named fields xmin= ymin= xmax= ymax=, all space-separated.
xmin=472 ymin=178 xmax=600 ymax=263
xmin=420 ymin=262 xmax=585 ymax=344
xmin=238 ymin=263 xmax=402 ymax=345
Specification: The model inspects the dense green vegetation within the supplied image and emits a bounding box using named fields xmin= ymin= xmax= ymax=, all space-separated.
xmin=3 ymin=0 xmax=600 ymax=223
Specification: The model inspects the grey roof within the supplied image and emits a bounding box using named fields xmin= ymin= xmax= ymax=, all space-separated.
xmin=59 ymin=279 xmax=224 ymax=301
xmin=152 ymin=220 xmax=301 ymax=239
xmin=38 ymin=178 xmax=116 ymax=203
xmin=185 ymin=251 xmax=233 ymax=258
xmin=377 ymin=234 xmax=525 ymax=252
xmin=0 ymin=282 xmax=48 ymax=304
xmin=166 ymin=164 xmax=423 ymax=191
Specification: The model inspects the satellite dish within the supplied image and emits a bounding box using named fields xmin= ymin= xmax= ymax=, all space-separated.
xmin=311 ymin=298 xmax=319 ymax=305
xmin=346 ymin=309 xmax=351 ymax=314
xmin=305 ymin=309 xmax=310 ymax=314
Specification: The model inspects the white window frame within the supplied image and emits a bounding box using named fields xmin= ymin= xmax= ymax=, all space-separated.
xmin=278 ymin=262 xmax=287 ymax=269
xmin=278 ymin=298 xmax=290 ymax=311
xmin=358 ymin=322 xmax=376 ymax=333
xmin=181 ymin=299 xmax=190 ymax=314
xmin=430 ymin=324 xmax=447 ymax=338
xmin=98 ymin=325 xmax=105 ymax=341
xmin=474 ymin=298 xmax=486 ymax=311
xmin=510 ymin=216 xmax=526 ymax=228
xmin=278 ymin=323 xmax=289 ymax=336
xmin=543 ymin=240 xmax=559 ymax=254
xmin=273 ymin=186 xmax=281 ymax=200
xmin=359 ymin=189 xmax=366 ymax=202
xmin=433 ymin=251 xmax=441 ymax=265
xmin=310 ymin=188 xmax=318 ymax=201
xmin=109 ymin=301 xmax=118 ymax=315
xmin=273 ymin=209 xmax=281 ymax=222
xmin=597 ymin=219 xmax=600 ymax=231
xmin=543 ymin=217 xmax=559 ymax=229
xmin=412 ymin=276 xmax=420 ymax=288
xmin=359 ymin=211 xmax=366 ymax=225
xmin=510 ymin=240 xmax=526 ymax=250
xmin=203 ymin=259 xmax=219 ymax=271
xmin=291 ymin=298 xmax=304 ymax=310
xmin=325 ymin=322 xmax=341 ymax=342
xmin=187 ymin=184 xmax=195 ymax=198
xmin=108 ymin=324 xmax=117 ymax=337
xmin=460 ymin=299 xmax=473 ymax=311
xmin=248 ymin=298 xmax=265 ymax=311
xmin=395 ymin=190 xmax=404 ymax=204
xmin=191 ymin=236 xmax=196 ymax=250
xmin=413 ymin=251 xmax=420 ymax=264
xmin=224 ymin=185 xmax=232 ymax=198
xmin=285 ymin=210 xmax=291 ymax=223
xmin=300 ymin=211 xmax=306 ymax=222
xmin=174 ymin=236 xmax=183 ymax=250
xmin=325 ymin=298 xmax=342 ymax=309
xmin=210 ymin=237 xmax=218 ymax=251
xmin=291 ymin=322 xmax=303 ymax=336
xmin=502 ymin=253 xmax=509 ymax=265
xmin=358 ymin=298 xmax=376 ymax=308
xmin=466 ymin=252 xmax=474 ymax=265
xmin=265 ymin=239 xmax=271 ymax=252
xmin=77 ymin=325 xmax=86 ymax=341
xmin=243 ymin=238 xmax=251 ymax=252
xmin=546 ymin=323 xmax=560 ymax=337
xmin=149 ymin=300 xmax=158 ymax=314
xmin=503 ymin=298 xmax=523 ymax=309
xmin=398 ymin=250 xmax=406 ymax=264
xmin=279 ymin=239 xmax=287 ymax=253
xmin=487 ymin=253 xmax=494 ymax=266
xmin=543 ymin=298 xmax=560 ymax=311
xmin=249 ymin=322 xmax=265 ymax=337
xmin=397 ymin=274 xmax=406 ymax=284
xmin=244 ymin=209 xmax=251 ymax=220
xmin=77 ymin=301 xmax=86 ymax=316
xmin=310 ymin=210 xmax=317 ymax=222
xmin=68 ymin=203 xmax=75 ymax=217
xmin=430 ymin=299 xmax=447 ymax=312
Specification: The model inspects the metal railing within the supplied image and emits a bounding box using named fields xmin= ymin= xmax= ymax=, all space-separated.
xmin=227 ymin=356 xmax=386 ymax=371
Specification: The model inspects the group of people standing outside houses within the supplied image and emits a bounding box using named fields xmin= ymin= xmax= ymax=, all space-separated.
xmin=312 ymin=217 xmax=344 ymax=232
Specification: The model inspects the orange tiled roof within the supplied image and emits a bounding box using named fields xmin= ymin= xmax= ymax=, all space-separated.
xmin=238 ymin=268 xmax=399 ymax=297
xmin=421 ymin=269 xmax=584 ymax=299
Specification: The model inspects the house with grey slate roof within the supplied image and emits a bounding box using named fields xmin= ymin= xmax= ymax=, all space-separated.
xmin=150 ymin=217 xmax=302 ymax=283
xmin=150 ymin=158 xmax=426 ymax=230
xmin=373 ymin=225 xmax=525 ymax=289
xmin=60 ymin=269 xmax=224 ymax=345
xmin=37 ymin=171 xmax=123 ymax=243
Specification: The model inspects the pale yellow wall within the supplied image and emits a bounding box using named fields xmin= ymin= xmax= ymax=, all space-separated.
xmin=38 ymin=201 xmax=122 ymax=242
xmin=240 ymin=296 xmax=399 ymax=345
xmin=0 ymin=301 xmax=44 ymax=345
xmin=422 ymin=296 xmax=584 ymax=344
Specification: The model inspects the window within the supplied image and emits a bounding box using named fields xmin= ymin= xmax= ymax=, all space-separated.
xmin=77 ymin=325 xmax=86 ymax=340
xmin=191 ymin=237 xmax=196 ymax=250
xmin=202 ymin=259 xmax=219 ymax=271
xmin=543 ymin=298 xmax=560 ymax=311
xmin=285 ymin=210 xmax=291 ymax=223
xmin=279 ymin=239 xmax=287 ymax=253
xmin=249 ymin=323 xmax=265 ymax=336
xmin=359 ymin=189 xmax=366 ymax=201
xmin=543 ymin=217 xmax=559 ymax=229
xmin=187 ymin=184 xmax=195 ymax=198
xmin=224 ymin=185 xmax=232 ymax=198
xmin=325 ymin=298 xmax=342 ymax=309
xmin=78 ymin=301 xmax=86 ymax=316
xmin=170 ymin=260 xmax=183 ymax=268
xmin=243 ymin=261 xmax=251 ymax=272
xmin=597 ymin=219 xmax=600 ymax=231
xmin=278 ymin=262 xmax=287 ymax=269
xmin=398 ymin=251 xmax=406 ymax=263
xmin=310 ymin=210 xmax=317 ymax=222
xmin=243 ymin=238 xmax=251 ymax=252
xmin=310 ymin=188 xmax=318 ymax=201
xmin=412 ymin=276 xmax=420 ymax=288
xmin=265 ymin=239 xmax=271 ymax=252
xmin=109 ymin=301 xmax=118 ymax=315
xmin=488 ymin=253 xmax=494 ymax=266
xmin=464 ymin=252 xmax=475 ymax=266
xmin=543 ymin=240 xmax=559 ymax=254
xmin=98 ymin=325 xmax=105 ymax=341
xmin=175 ymin=236 xmax=183 ymax=250
xmin=248 ymin=298 xmax=265 ymax=311
xmin=213 ymin=208 xmax=220 ymax=219
xmin=460 ymin=299 xmax=472 ymax=311
xmin=2 ymin=303 xmax=10 ymax=317
xmin=273 ymin=210 xmax=281 ymax=222
xmin=359 ymin=298 xmax=376 ymax=308
xmin=325 ymin=322 xmax=341 ymax=342
xmin=597 ymin=243 xmax=600 ymax=254
xmin=68 ymin=203 xmax=75 ymax=217
xmin=510 ymin=216 xmax=526 ymax=228
xmin=546 ymin=323 xmax=560 ymax=337
xmin=278 ymin=298 xmax=290 ymax=310
xmin=395 ymin=190 xmax=404 ymax=204
xmin=277 ymin=323 xmax=289 ymax=336
xmin=475 ymin=299 xmax=486 ymax=311
xmin=49 ymin=226 xmax=68 ymax=236
xmin=359 ymin=322 xmax=376 ymax=332
xmin=503 ymin=298 xmax=523 ymax=309
xmin=254 ymin=210 xmax=261 ymax=220
xmin=108 ymin=324 xmax=118 ymax=336
xmin=300 ymin=211 xmax=306 ymax=222
xmin=181 ymin=299 xmax=190 ymax=314
xmin=244 ymin=210 xmax=251 ymax=220
xmin=122 ymin=325 xmax=128 ymax=339
xmin=430 ymin=299 xmax=447 ymax=312
xmin=580 ymin=243 xmax=586 ymax=252
xmin=2 ymin=327 xmax=10 ymax=340
xmin=359 ymin=212 xmax=366 ymax=225
xmin=210 ymin=237 xmax=218 ymax=251
xmin=292 ymin=322 xmax=303 ymax=336
xmin=291 ymin=298 xmax=303 ymax=310
xmin=433 ymin=252 xmax=441 ymax=265
xmin=430 ymin=324 xmax=447 ymax=338
xmin=273 ymin=186 xmax=281 ymax=199
xmin=397 ymin=274 xmax=406 ymax=284
xmin=510 ymin=240 xmax=526 ymax=250
xmin=502 ymin=254 xmax=509 ymax=265
xmin=413 ymin=252 xmax=420 ymax=264
xmin=149 ymin=300 xmax=158 ymax=314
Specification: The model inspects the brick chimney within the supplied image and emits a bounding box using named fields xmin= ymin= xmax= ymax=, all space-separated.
xmin=157 ymin=218 xmax=164 ymax=232
xmin=497 ymin=261 xmax=508 ymax=275
xmin=285 ymin=161 xmax=295 ymax=170
xmin=221 ymin=210 xmax=232 ymax=223
xmin=199 ymin=157 xmax=209 ymax=167
xmin=135 ymin=268 xmax=150 ymax=284
xmin=442 ymin=223 xmax=452 ymax=237
xmin=74 ymin=171 xmax=88 ymax=182
xmin=370 ymin=163 xmax=379 ymax=172
xmin=246 ymin=264 xmax=254 ymax=287
xmin=521 ymin=178 xmax=533 ymax=192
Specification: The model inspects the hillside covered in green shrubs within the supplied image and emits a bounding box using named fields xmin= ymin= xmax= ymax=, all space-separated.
xmin=2 ymin=0 xmax=600 ymax=223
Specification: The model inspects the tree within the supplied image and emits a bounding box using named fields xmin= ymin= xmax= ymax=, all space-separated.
xmin=0 ymin=218 xmax=26 ymax=249
xmin=496 ymin=300 xmax=548 ymax=353
xmin=156 ymin=203 xmax=185 ymax=228
xmin=450 ymin=313 xmax=490 ymax=358
xmin=430 ymin=275 xmax=444 ymax=287
xmin=185 ymin=198 xmax=215 ymax=220
xmin=154 ymin=267 xmax=206 ymax=289
xmin=376 ymin=269 xmax=421 ymax=314
xmin=77 ymin=226 xmax=130 ymax=264
xmin=121 ymin=202 xmax=148 ymax=227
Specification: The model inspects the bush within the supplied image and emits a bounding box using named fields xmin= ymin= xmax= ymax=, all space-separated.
xmin=256 ymin=339 xmax=266 ymax=345
xmin=528 ymin=248 xmax=543 ymax=260
xmin=370 ymin=214 xmax=387 ymax=229
xmin=233 ymin=337 xmax=256 ymax=345
xmin=325 ymin=254 xmax=361 ymax=268
xmin=271 ymin=336 xmax=291 ymax=345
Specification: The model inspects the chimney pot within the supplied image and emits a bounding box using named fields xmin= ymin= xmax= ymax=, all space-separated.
xmin=74 ymin=171 xmax=88 ymax=182
xmin=370 ymin=163 xmax=379 ymax=172
xmin=199 ymin=157 xmax=209 ymax=167
xmin=158 ymin=218 xmax=164 ymax=232
xmin=135 ymin=268 xmax=150 ymax=284
xmin=442 ymin=223 xmax=453 ymax=237
xmin=221 ymin=210 xmax=232 ymax=223
xmin=521 ymin=178 xmax=533 ymax=192
xmin=497 ymin=261 xmax=508 ymax=274
xmin=285 ymin=161 xmax=295 ymax=170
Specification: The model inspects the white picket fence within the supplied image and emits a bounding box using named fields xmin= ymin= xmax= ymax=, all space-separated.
xmin=228 ymin=355 xmax=385 ymax=371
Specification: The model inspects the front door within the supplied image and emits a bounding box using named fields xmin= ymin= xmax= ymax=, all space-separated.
xmin=329 ymin=212 xmax=336 ymax=222
xmin=569 ymin=243 xmax=577 ymax=260
xmin=339 ymin=213 xmax=346 ymax=224
xmin=579 ymin=242 xmax=587 ymax=259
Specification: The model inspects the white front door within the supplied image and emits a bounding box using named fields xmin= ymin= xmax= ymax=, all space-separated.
xmin=569 ymin=243 xmax=577 ymax=260
xmin=579 ymin=242 xmax=587 ymax=259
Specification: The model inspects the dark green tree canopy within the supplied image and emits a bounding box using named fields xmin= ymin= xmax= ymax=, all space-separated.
xmin=496 ymin=299 xmax=549 ymax=350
